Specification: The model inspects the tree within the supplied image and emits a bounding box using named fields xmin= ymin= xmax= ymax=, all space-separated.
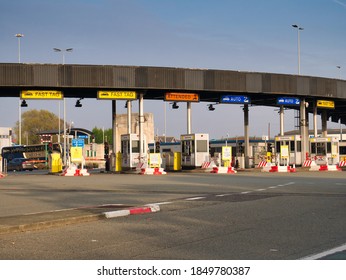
xmin=92 ymin=127 xmax=113 ymax=144
xmin=14 ymin=109 xmax=65 ymax=145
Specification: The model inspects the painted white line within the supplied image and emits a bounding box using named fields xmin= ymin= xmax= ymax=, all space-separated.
xmin=240 ymin=191 xmax=251 ymax=194
xmin=215 ymin=193 xmax=233 ymax=197
xmin=185 ymin=197 xmax=206 ymax=201
xmin=147 ymin=202 xmax=172 ymax=206
xmin=255 ymin=189 xmax=266 ymax=192
xmin=301 ymin=243 xmax=346 ymax=260
xmin=268 ymin=186 xmax=277 ymax=189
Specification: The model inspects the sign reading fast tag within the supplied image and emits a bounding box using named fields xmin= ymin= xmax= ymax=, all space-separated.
xmin=21 ymin=90 xmax=63 ymax=100
xmin=317 ymin=100 xmax=335 ymax=109
xmin=97 ymin=91 xmax=137 ymax=100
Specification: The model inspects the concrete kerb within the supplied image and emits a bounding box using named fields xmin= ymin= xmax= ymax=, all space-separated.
xmin=0 ymin=204 xmax=160 ymax=235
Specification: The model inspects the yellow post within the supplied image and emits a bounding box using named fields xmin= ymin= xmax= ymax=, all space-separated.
xmin=116 ymin=151 xmax=122 ymax=172
xmin=266 ymin=152 xmax=272 ymax=163
xmin=173 ymin=152 xmax=181 ymax=171
xmin=50 ymin=153 xmax=62 ymax=173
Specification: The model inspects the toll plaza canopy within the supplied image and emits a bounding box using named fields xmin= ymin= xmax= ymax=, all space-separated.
xmin=0 ymin=63 xmax=346 ymax=124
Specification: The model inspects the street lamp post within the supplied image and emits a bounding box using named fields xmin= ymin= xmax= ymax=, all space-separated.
xmin=53 ymin=48 xmax=73 ymax=166
xmin=292 ymin=24 xmax=304 ymax=75
xmin=337 ymin=66 xmax=341 ymax=79
xmin=15 ymin=34 xmax=24 ymax=145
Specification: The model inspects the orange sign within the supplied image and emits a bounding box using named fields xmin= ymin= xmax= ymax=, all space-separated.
xmin=165 ymin=92 xmax=199 ymax=102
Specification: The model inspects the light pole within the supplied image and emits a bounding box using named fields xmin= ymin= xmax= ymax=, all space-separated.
xmin=337 ymin=66 xmax=341 ymax=79
xmin=53 ymin=48 xmax=73 ymax=65
xmin=292 ymin=24 xmax=304 ymax=75
xmin=15 ymin=34 xmax=24 ymax=63
xmin=16 ymin=33 xmax=24 ymax=145
xmin=53 ymin=48 xmax=73 ymax=166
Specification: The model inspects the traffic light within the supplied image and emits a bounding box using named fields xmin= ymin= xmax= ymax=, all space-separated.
xmin=155 ymin=141 xmax=160 ymax=153
xmin=48 ymin=142 xmax=53 ymax=153
xmin=104 ymin=142 xmax=109 ymax=157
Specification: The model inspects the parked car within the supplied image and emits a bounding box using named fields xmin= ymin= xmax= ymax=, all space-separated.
xmin=7 ymin=158 xmax=35 ymax=171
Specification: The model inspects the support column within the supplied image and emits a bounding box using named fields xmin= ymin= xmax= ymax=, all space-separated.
xmin=138 ymin=93 xmax=144 ymax=162
xmin=280 ymin=106 xmax=284 ymax=136
xmin=243 ymin=104 xmax=250 ymax=169
xmin=187 ymin=102 xmax=192 ymax=134
xmin=300 ymin=98 xmax=309 ymax=161
xmin=127 ymin=101 xmax=132 ymax=134
xmin=313 ymin=102 xmax=318 ymax=137
xmin=111 ymin=100 xmax=117 ymax=171
xmin=321 ymin=111 xmax=328 ymax=137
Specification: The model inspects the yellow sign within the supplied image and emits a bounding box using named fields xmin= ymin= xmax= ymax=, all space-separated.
xmin=97 ymin=91 xmax=137 ymax=100
xmin=317 ymin=100 xmax=335 ymax=109
xmin=70 ymin=147 xmax=83 ymax=163
xmin=21 ymin=90 xmax=63 ymax=100
xmin=222 ymin=146 xmax=232 ymax=161
xmin=280 ymin=145 xmax=289 ymax=159
xmin=165 ymin=92 xmax=199 ymax=102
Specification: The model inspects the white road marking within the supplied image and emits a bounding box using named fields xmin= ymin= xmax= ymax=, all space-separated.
xmin=185 ymin=197 xmax=206 ymax=201
xmin=301 ymin=243 xmax=346 ymax=260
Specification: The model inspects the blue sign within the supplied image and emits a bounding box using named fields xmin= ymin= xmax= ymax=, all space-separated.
xmin=72 ymin=139 xmax=85 ymax=148
xmin=277 ymin=97 xmax=300 ymax=106
xmin=220 ymin=95 xmax=250 ymax=104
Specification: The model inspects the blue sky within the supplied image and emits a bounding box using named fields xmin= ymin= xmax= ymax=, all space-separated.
xmin=1 ymin=0 xmax=345 ymax=139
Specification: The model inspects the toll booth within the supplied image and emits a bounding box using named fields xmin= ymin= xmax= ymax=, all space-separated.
xmin=181 ymin=133 xmax=209 ymax=169
xmin=121 ymin=134 xmax=147 ymax=170
xmin=310 ymin=137 xmax=339 ymax=165
xmin=275 ymin=135 xmax=302 ymax=165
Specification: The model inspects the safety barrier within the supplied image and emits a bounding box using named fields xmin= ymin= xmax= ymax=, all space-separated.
xmin=61 ymin=165 xmax=90 ymax=176
xmin=261 ymin=163 xmax=296 ymax=173
xmin=0 ymin=172 xmax=5 ymax=179
xmin=140 ymin=167 xmax=167 ymax=175
xmin=303 ymin=160 xmax=313 ymax=167
xmin=310 ymin=164 xmax=341 ymax=172
xmin=339 ymin=161 xmax=346 ymax=167
xmin=210 ymin=166 xmax=237 ymax=174
xmin=257 ymin=161 xmax=267 ymax=168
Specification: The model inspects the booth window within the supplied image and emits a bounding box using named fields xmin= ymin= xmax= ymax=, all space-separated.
xmin=316 ymin=142 xmax=326 ymax=155
xmin=132 ymin=140 xmax=140 ymax=153
xmin=276 ymin=141 xmax=281 ymax=153
xmin=197 ymin=140 xmax=208 ymax=153
xmin=121 ymin=140 xmax=130 ymax=154
xmin=327 ymin=142 xmax=331 ymax=153
xmin=297 ymin=141 xmax=301 ymax=152
xmin=182 ymin=141 xmax=194 ymax=156
xmin=290 ymin=141 xmax=295 ymax=152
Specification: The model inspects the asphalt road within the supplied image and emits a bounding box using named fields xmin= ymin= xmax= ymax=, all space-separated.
xmin=0 ymin=170 xmax=345 ymax=260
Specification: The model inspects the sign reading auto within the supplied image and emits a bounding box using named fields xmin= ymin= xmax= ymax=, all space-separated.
xmin=97 ymin=91 xmax=137 ymax=100
xmin=21 ymin=90 xmax=63 ymax=100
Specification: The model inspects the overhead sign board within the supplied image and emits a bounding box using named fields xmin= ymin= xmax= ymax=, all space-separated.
xmin=165 ymin=92 xmax=199 ymax=102
xmin=21 ymin=90 xmax=63 ymax=100
xmin=277 ymin=97 xmax=300 ymax=106
xmin=316 ymin=100 xmax=335 ymax=109
xmin=220 ymin=95 xmax=250 ymax=104
xmin=97 ymin=91 xmax=137 ymax=100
